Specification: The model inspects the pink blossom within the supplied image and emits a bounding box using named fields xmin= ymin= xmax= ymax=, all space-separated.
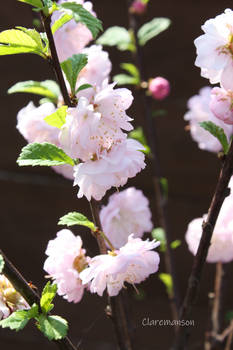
xmin=73 ymin=139 xmax=146 ymax=201
xmin=0 ymin=275 xmax=29 ymax=319
xmin=186 ymin=178 xmax=233 ymax=263
xmin=130 ymin=1 xmax=147 ymax=15
xmin=52 ymin=0 xmax=95 ymax=62
xmin=44 ymin=229 xmax=88 ymax=303
xmin=100 ymin=187 xmax=153 ymax=248
xmin=194 ymin=9 xmax=233 ymax=85
xmin=80 ymin=235 xmax=160 ymax=296
xmin=210 ymin=87 xmax=233 ymax=124
xmin=184 ymin=86 xmax=233 ymax=152
xmin=148 ymin=77 xmax=170 ymax=100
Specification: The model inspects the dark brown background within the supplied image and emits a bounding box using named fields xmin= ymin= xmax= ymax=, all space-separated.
xmin=1 ymin=1 xmax=233 ymax=349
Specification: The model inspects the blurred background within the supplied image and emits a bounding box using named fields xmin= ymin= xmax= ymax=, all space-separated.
xmin=1 ymin=0 xmax=233 ymax=349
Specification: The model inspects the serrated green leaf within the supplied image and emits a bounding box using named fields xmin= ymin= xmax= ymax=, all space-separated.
xmin=0 ymin=255 xmax=4 ymax=273
xmin=138 ymin=17 xmax=171 ymax=46
xmin=8 ymin=80 xmax=60 ymax=101
xmin=16 ymin=27 xmax=44 ymax=51
xmin=199 ymin=121 xmax=230 ymax=154
xmin=40 ymin=282 xmax=57 ymax=314
xmin=52 ymin=13 xmax=73 ymax=34
xmin=97 ymin=26 xmax=134 ymax=51
xmin=75 ymin=83 xmax=92 ymax=94
xmin=0 ymin=29 xmax=45 ymax=57
xmin=17 ymin=142 xmax=75 ymax=167
xmin=160 ymin=177 xmax=168 ymax=198
xmin=120 ymin=63 xmax=140 ymax=80
xmin=61 ymin=54 xmax=87 ymax=95
xmin=60 ymin=2 xmax=102 ymax=39
xmin=18 ymin=0 xmax=43 ymax=8
xmin=170 ymin=240 xmax=181 ymax=249
xmin=37 ymin=314 xmax=68 ymax=340
xmin=129 ymin=127 xmax=151 ymax=155
xmin=159 ymin=273 xmax=173 ymax=297
xmin=44 ymin=106 xmax=67 ymax=129
xmin=113 ymin=74 xmax=138 ymax=86
xmin=0 ymin=304 xmax=38 ymax=332
xmin=152 ymin=227 xmax=166 ymax=252
xmin=58 ymin=212 xmax=96 ymax=231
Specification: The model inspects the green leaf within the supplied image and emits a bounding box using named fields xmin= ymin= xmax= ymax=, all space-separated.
xmin=113 ymin=74 xmax=138 ymax=86
xmin=60 ymin=2 xmax=102 ymax=39
xmin=58 ymin=212 xmax=96 ymax=231
xmin=18 ymin=0 xmax=43 ymax=8
xmin=52 ymin=13 xmax=73 ymax=34
xmin=40 ymin=282 xmax=57 ymax=314
xmin=16 ymin=27 xmax=44 ymax=52
xmin=152 ymin=227 xmax=166 ymax=252
xmin=129 ymin=127 xmax=151 ymax=155
xmin=17 ymin=142 xmax=75 ymax=167
xmin=75 ymin=83 xmax=92 ymax=94
xmin=0 ymin=304 xmax=38 ymax=331
xmin=44 ymin=106 xmax=67 ymax=129
xmin=8 ymin=80 xmax=60 ymax=101
xmin=170 ymin=240 xmax=181 ymax=250
xmin=152 ymin=109 xmax=167 ymax=118
xmin=0 ymin=255 xmax=4 ymax=273
xmin=226 ymin=311 xmax=233 ymax=322
xmin=138 ymin=18 xmax=171 ymax=46
xmin=199 ymin=121 xmax=230 ymax=154
xmin=160 ymin=177 xmax=168 ymax=198
xmin=37 ymin=314 xmax=68 ymax=340
xmin=121 ymin=63 xmax=140 ymax=80
xmin=97 ymin=26 xmax=134 ymax=51
xmin=61 ymin=54 xmax=88 ymax=95
xmin=159 ymin=273 xmax=173 ymax=297
xmin=0 ymin=28 xmax=45 ymax=57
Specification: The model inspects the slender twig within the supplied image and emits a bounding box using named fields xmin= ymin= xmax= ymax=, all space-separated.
xmin=127 ymin=0 xmax=179 ymax=320
xmin=172 ymin=141 xmax=233 ymax=350
xmin=0 ymin=249 xmax=78 ymax=350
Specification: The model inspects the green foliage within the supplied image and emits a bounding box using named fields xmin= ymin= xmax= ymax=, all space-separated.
xmin=61 ymin=54 xmax=88 ymax=96
xmin=199 ymin=121 xmax=230 ymax=154
xmin=8 ymin=80 xmax=60 ymax=102
xmin=40 ymin=282 xmax=57 ymax=314
xmin=0 ymin=255 xmax=4 ymax=273
xmin=0 ymin=304 xmax=39 ymax=332
xmin=59 ymin=2 xmax=103 ymax=38
xmin=97 ymin=26 xmax=134 ymax=51
xmin=160 ymin=177 xmax=168 ymax=198
xmin=226 ymin=311 xmax=233 ymax=321
xmin=17 ymin=142 xmax=75 ymax=167
xmin=129 ymin=127 xmax=151 ymax=155
xmin=37 ymin=314 xmax=68 ymax=341
xmin=75 ymin=83 xmax=92 ymax=94
xmin=159 ymin=273 xmax=173 ymax=297
xmin=152 ymin=109 xmax=168 ymax=118
xmin=114 ymin=63 xmax=140 ymax=86
xmin=58 ymin=212 xmax=96 ymax=231
xmin=138 ymin=18 xmax=171 ymax=46
xmin=170 ymin=240 xmax=181 ymax=250
xmin=44 ymin=106 xmax=67 ymax=129
xmin=52 ymin=13 xmax=73 ymax=34
xmin=0 ymin=28 xmax=46 ymax=57
xmin=151 ymin=227 xmax=166 ymax=252
xmin=18 ymin=0 xmax=43 ymax=8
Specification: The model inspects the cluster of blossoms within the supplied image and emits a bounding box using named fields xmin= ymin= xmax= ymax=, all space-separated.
xmin=0 ymin=275 xmax=29 ymax=319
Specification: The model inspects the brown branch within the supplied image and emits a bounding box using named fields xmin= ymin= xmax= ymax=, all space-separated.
xmin=0 ymin=249 xmax=78 ymax=350
xmin=127 ymin=0 xmax=179 ymax=320
xmin=172 ymin=140 xmax=233 ymax=350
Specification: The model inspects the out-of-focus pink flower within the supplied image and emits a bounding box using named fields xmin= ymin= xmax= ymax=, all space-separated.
xmin=80 ymin=234 xmax=160 ymax=296
xmin=148 ymin=77 xmax=170 ymax=100
xmin=0 ymin=275 xmax=29 ymax=319
xmin=184 ymin=86 xmax=233 ymax=152
xmin=100 ymin=187 xmax=153 ymax=248
xmin=194 ymin=9 xmax=233 ymax=85
xmin=73 ymin=139 xmax=146 ymax=201
xmin=44 ymin=229 xmax=89 ymax=303
xmin=210 ymin=87 xmax=233 ymax=124
xmin=186 ymin=178 xmax=233 ymax=263
xmin=130 ymin=0 xmax=147 ymax=15
xmin=52 ymin=0 xmax=95 ymax=62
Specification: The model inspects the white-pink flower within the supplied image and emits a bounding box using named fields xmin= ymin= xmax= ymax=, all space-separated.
xmin=100 ymin=187 xmax=153 ymax=248
xmin=184 ymin=86 xmax=233 ymax=152
xmin=52 ymin=0 xmax=95 ymax=62
xmin=44 ymin=229 xmax=89 ymax=303
xmin=210 ymin=87 xmax=233 ymax=124
xmin=194 ymin=9 xmax=233 ymax=85
xmin=186 ymin=178 xmax=233 ymax=263
xmin=0 ymin=275 xmax=29 ymax=320
xmin=73 ymin=139 xmax=146 ymax=201
xmin=80 ymin=235 xmax=160 ymax=296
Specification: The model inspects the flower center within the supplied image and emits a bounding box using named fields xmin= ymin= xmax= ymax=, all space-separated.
xmin=73 ymin=254 xmax=87 ymax=273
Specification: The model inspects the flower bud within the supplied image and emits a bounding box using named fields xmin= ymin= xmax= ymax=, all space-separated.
xmin=210 ymin=87 xmax=233 ymax=125
xmin=130 ymin=0 xmax=147 ymax=15
xmin=148 ymin=77 xmax=170 ymax=100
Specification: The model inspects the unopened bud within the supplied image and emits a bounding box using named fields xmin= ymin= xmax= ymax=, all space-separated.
xmin=148 ymin=77 xmax=170 ymax=100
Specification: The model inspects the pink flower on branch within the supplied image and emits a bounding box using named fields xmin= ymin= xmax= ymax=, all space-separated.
xmin=210 ymin=87 xmax=233 ymax=125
